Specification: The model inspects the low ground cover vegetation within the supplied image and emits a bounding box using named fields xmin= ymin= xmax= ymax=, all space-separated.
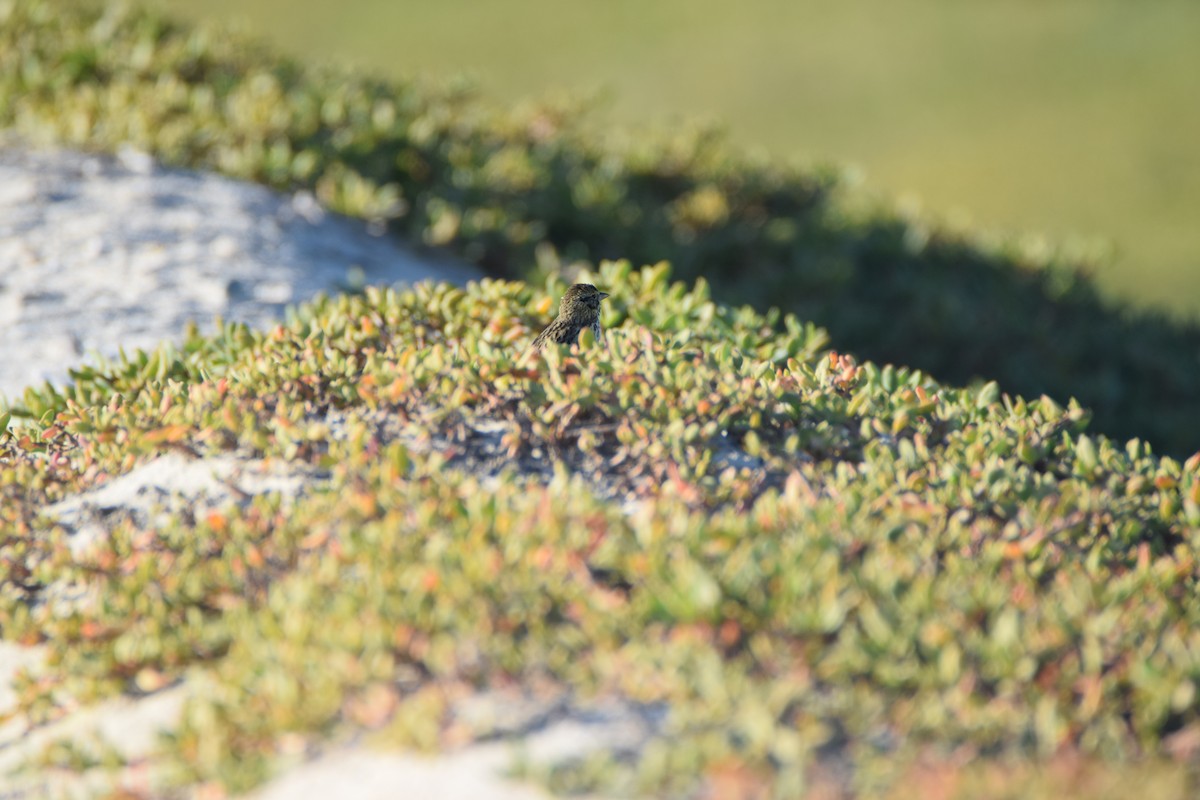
xmin=2 ymin=264 xmax=1198 ymax=796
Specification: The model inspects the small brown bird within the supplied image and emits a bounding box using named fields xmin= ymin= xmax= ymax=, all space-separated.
xmin=530 ymin=284 xmax=610 ymax=351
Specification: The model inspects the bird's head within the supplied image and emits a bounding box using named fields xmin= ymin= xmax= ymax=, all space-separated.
xmin=559 ymin=284 xmax=609 ymax=320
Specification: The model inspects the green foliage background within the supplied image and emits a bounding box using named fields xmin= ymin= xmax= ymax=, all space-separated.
xmin=3 ymin=0 xmax=1198 ymax=455
xmin=150 ymin=0 xmax=1200 ymax=319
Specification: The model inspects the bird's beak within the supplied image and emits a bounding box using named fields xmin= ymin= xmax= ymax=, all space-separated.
xmin=599 ymin=292 xmax=610 ymax=300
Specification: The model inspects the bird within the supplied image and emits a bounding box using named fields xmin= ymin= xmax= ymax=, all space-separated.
xmin=529 ymin=284 xmax=610 ymax=351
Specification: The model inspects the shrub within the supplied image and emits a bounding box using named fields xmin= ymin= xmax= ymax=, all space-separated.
xmin=4 ymin=1 xmax=1199 ymax=455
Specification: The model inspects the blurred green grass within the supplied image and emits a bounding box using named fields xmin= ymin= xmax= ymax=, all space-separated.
xmin=150 ymin=0 xmax=1200 ymax=318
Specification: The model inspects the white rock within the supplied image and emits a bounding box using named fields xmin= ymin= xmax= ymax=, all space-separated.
xmin=0 ymin=142 xmax=480 ymax=401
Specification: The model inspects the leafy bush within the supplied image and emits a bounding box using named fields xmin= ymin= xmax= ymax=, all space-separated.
xmin=4 ymin=264 xmax=1200 ymax=795
xmin=2 ymin=0 xmax=1198 ymax=455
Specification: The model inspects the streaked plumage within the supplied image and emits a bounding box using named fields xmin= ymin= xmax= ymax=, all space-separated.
xmin=530 ymin=284 xmax=609 ymax=350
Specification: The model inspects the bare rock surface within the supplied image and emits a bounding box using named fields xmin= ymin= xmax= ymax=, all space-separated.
xmin=252 ymin=691 xmax=664 ymax=800
xmin=0 ymin=140 xmax=478 ymax=401
xmin=49 ymin=452 xmax=322 ymax=560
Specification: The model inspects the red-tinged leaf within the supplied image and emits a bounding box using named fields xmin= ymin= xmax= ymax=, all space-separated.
xmin=142 ymin=425 xmax=190 ymax=444
xmin=300 ymin=528 xmax=331 ymax=550
xmin=420 ymin=569 xmax=440 ymax=592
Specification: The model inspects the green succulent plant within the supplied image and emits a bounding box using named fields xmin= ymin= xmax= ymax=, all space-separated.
xmin=1 ymin=263 xmax=1198 ymax=796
